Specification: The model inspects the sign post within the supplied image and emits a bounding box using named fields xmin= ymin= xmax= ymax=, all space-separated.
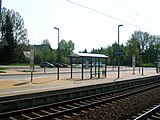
xmin=139 ymin=52 xmax=145 ymax=75
xmin=30 ymin=45 xmax=35 ymax=82
xmin=132 ymin=54 xmax=136 ymax=74
xmin=114 ymin=51 xmax=125 ymax=79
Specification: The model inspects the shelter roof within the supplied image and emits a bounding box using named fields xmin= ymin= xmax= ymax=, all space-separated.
xmin=70 ymin=53 xmax=108 ymax=58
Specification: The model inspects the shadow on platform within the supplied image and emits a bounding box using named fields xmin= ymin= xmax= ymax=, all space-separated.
xmin=13 ymin=82 xmax=30 ymax=86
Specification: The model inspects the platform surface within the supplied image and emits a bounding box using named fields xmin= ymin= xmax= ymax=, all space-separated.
xmin=0 ymin=67 xmax=158 ymax=98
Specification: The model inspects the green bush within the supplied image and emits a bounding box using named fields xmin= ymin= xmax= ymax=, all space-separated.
xmin=142 ymin=63 xmax=155 ymax=67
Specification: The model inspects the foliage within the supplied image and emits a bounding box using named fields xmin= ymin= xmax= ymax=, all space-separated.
xmin=0 ymin=67 xmax=7 ymax=70
xmin=34 ymin=39 xmax=75 ymax=64
xmin=58 ymin=39 xmax=75 ymax=63
xmin=0 ymin=7 xmax=29 ymax=64
xmin=41 ymin=39 xmax=51 ymax=46
xmin=142 ymin=63 xmax=155 ymax=67
xmin=0 ymin=8 xmax=159 ymax=67
xmin=8 ymin=63 xmax=30 ymax=66
xmin=1 ymin=8 xmax=29 ymax=45
xmin=90 ymin=30 xmax=160 ymax=67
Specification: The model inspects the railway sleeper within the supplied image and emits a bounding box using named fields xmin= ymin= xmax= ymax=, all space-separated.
xmin=21 ymin=114 xmax=33 ymax=119
xmin=72 ymin=113 xmax=79 ymax=116
xmin=41 ymin=110 xmax=51 ymax=114
xmin=156 ymin=112 xmax=160 ymax=116
xmin=32 ymin=112 xmax=42 ymax=117
xmin=9 ymin=116 xmax=17 ymax=120
xmin=151 ymin=115 xmax=160 ymax=119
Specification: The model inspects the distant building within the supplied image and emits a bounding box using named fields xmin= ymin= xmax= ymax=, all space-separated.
xmin=34 ymin=44 xmax=53 ymax=52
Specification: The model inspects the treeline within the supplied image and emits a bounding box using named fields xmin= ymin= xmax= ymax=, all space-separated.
xmin=0 ymin=7 xmax=159 ymax=66
xmin=89 ymin=30 xmax=160 ymax=67
xmin=34 ymin=39 xmax=75 ymax=64
xmin=0 ymin=7 xmax=29 ymax=64
xmin=0 ymin=7 xmax=75 ymax=65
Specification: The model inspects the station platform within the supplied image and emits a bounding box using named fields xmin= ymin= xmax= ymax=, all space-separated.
xmin=0 ymin=67 xmax=158 ymax=98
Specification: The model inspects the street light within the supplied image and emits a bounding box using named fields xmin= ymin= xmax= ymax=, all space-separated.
xmin=0 ymin=0 xmax=2 ymax=29
xmin=54 ymin=27 xmax=60 ymax=80
xmin=118 ymin=24 xmax=123 ymax=78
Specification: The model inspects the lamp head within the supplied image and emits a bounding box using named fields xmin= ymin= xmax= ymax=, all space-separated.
xmin=54 ymin=27 xmax=59 ymax=30
xmin=118 ymin=24 xmax=123 ymax=27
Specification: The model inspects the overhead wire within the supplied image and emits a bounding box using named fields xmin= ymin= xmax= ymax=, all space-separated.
xmin=109 ymin=0 xmax=153 ymax=24
xmin=109 ymin=0 xmax=159 ymax=35
xmin=65 ymin=0 xmax=153 ymax=33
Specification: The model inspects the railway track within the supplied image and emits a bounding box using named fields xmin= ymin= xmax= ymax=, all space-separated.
xmin=1 ymin=78 xmax=160 ymax=120
xmin=134 ymin=103 xmax=160 ymax=120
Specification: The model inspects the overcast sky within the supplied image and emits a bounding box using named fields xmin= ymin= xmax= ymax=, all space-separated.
xmin=2 ymin=0 xmax=160 ymax=52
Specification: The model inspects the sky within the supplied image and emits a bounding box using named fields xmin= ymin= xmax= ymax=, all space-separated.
xmin=2 ymin=0 xmax=160 ymax=52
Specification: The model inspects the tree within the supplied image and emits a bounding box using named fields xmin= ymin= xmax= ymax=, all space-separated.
xmin=126 ymin=30 xmax=159 ymax=66
xmin=41 ymin=39 xmax=51 ymax=46
xmin=34 ymin=43 xmax=55 ymax=63
xmin=1 ymin=8 xmax=29 ymax=45
xmin=81 ymin=48 xmax=87 ymax=53
xmin=1 ymin=14 xmax=16 ymax=64
xmin=67 ymin=40 xmax=75 ymax=54
xmin=0 ymin=7 xmax=29 ymax=64
xmin=58 ymin=39 xmax=75 ymax=63
xmin=34 ymin=49 xmax=43 ymax=64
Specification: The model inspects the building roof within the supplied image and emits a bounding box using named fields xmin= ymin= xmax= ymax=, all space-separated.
xmin=70 ymin=53 xmax=108 ymax=58
xmin=34 ymin=44 xmax=53 ymax=51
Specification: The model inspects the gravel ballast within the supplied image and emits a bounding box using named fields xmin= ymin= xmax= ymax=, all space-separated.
xmin=61 ymin=86 xmax=160 ymax=120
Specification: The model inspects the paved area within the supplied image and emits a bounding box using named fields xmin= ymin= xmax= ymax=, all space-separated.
xmin=0 ymin=66 xmax=159 ymax=97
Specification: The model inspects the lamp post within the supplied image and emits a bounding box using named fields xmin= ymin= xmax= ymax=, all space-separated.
xmin=54 ymin=27 xmax=60 ymax=80
xmin=118 ymin=24 xmax=123 ymax=78
xmin=0 ymin=0 xmax=2 ymax=29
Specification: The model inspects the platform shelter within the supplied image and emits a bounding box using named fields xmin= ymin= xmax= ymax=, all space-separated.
xmin=70 ymin=53 xmax=108 ymax=79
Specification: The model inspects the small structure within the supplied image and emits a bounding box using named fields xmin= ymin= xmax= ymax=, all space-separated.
xmin=70 ymin=53 xmax=108 ymax=79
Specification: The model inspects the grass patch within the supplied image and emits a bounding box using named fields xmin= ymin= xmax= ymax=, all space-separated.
xmin=8 ymin=63 xmax=30 ymax=66
xmin=139 ymin=63 xmax=155 ymax=67
xmin=0 ymin=67 xmax=7 ymax=70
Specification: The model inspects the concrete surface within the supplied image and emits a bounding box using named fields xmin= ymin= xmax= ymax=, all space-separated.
xmin=0 ymin=66 xmax=158 ymax=97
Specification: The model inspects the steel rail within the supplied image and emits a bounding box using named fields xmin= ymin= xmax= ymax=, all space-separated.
xmin=134 ymin=104 xmax=160 ymax=120
xmin=0 ymin=78 xmax=159 ymax=116
xmin=33 ymin=83 xmax=160 ymax=120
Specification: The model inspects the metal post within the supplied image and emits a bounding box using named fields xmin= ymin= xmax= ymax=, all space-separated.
xmin=0 ymin=0 xmax=2 ymax=24
xmin=118 ymin=55 xmax=120 ymax=78
xmin=118 ymin=24 xmax=123 ymax=78
xmin=105 ymin=58 xmax=107 ymax=77
xmin=82 ymin=57 xmax=84 ymax=80
xmin=30 ymin=45 xmax=35 ymax=82
xmin=54 ymin=27 xmax=60 ymax=80
xmin=31 ymin=71 xmax=33 ymax=82
xmin=70 ymin=57 xmax=72 ymax=78
xmin=98 ymin=58 xmax=100 ymax=78
xmin=139 ymin=56 xmax=141 ymax=73
xmin=112 ymin=56 xmax=114 ymax=71
xmin=95 ymin=58 xmax=97 ymax=76
xmin=142 ymin=55 xmax=144 ymax=75
xmin=90 ymin=57 xmax=92 ymax=79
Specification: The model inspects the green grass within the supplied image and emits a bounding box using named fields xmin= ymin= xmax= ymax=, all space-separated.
xmin=8 ymin=63 xmax=30 ymax=66
xmin=0 ymin=67 xmax=7 ymax=73
xmin=139 ymin=63 xmax=155 ymax=67
xmin=0 ymin=67 xmax=7 ymax=70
